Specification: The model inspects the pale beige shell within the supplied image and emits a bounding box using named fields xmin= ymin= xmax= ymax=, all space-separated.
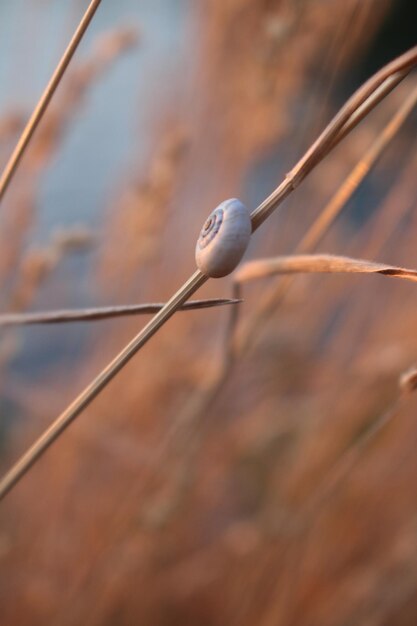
xmin=195 ymin=198 xmax=252 ymax=278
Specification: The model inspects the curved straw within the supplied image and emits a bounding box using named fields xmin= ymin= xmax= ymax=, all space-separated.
xmin=1 ymin=45 xmax=417 ymax=500
xmin=250 ymin=47 xmax=417 ymax=230
xmin=0 ymin=0 xmax=103 ymax=204
xmin=229 ymin=80 xmax=417 ymax=358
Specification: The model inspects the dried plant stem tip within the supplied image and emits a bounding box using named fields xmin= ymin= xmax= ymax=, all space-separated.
xmin=0 ymin=298 xmax=241 ymax=327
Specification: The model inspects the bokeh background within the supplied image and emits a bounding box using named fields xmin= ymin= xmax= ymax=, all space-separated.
xmin=1 ymin=0 xmax=417 ymax=624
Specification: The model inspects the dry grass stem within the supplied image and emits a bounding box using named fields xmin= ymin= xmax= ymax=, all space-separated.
xmin=298 ymin=83 xmax=417 ymax=253
xmin=274 ymin=397 xmax=404 ymax=624
xmin=281 ymin=367 xmax=417 ymax=614
xmin=329 ymin=71 xmax=409 ymax=149
xmin=250 ymin=46 xmax=417 ymax=230
xmin=261 ymin=360 xmax=417 ymax=622
xmin=0 ymin=298 xmax=241 ymax=327
xmin=0 ymin=0 xmax=103 ymax=204
xmin=0 ymin=270 xmax=207 ymax=499
xmin=231 ymin=80 xmax=417 ymax=358
xmin=235 ymin=254 xmax=417 ymax=284
xmin=304 ymin=404 xmax=401 ymax=519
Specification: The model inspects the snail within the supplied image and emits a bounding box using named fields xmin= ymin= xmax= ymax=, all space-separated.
xmin=195 ymin=198 xmax=252 ymax=278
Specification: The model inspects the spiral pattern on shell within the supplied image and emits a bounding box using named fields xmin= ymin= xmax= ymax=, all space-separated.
xmin=195 ymin=198 xmax=252 ymax=278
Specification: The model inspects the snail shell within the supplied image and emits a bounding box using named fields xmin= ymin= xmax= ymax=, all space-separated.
xmin=195 ymin=198 xmax=252 ymax=278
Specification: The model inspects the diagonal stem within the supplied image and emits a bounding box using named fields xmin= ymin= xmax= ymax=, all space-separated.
xmin=233 ymin=80 xmax=417 ymax=358
xmin=0 ymin=0 xmax=103 ymax=204
xmin=250 ymin=47 xmax=417 ymax=231
xmin=0 ymin=270 xmax=207 ymax=499
xmin=0 ymin=297 xmax=239 ymax=327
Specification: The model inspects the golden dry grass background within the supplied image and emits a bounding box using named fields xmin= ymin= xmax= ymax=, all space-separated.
xmin=1 ymin=1 xmax=417 ymax=624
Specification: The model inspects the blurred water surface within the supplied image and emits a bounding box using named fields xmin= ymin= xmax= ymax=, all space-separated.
xmin=0 ymin=0 xmax=195 ymax=232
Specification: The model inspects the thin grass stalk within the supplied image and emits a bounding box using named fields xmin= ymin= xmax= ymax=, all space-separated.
xmin=1 ymin=47 xmax=417 ymax=500
xmin=0 ymin=0 xmax=103 ymax=204
xmin=0 ymin=298 xmax=240 ymax=327
xmin=232 ymin=82 xmax=417 ymax=359
xmin=275 ymin=374 xmax=417 ymax=625
xmin=250 ymin=47 xmax=417 ymax=230
xmin=238 ymin=368 xmax=417 ymax=625
xmin=323 ymin=149 xmax=417 ymax=365
xmin=234 ymin=254 xmax=417 ymax=284
xmin=0 ymin=271 xmax=207 ymax=499
xmin=327 ymin=71 xmax=409 ymax=150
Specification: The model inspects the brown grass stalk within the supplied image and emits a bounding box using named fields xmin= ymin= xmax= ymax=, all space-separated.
xmin=234 ymin=254 xmax=417 ymax=284
xmin=0 ymin=298 xmax=240 ymax=327
xmin=232 ymin=81 xmax=417 ymax=359
xmin=270 ymin=370 xmax=417 ymax=624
